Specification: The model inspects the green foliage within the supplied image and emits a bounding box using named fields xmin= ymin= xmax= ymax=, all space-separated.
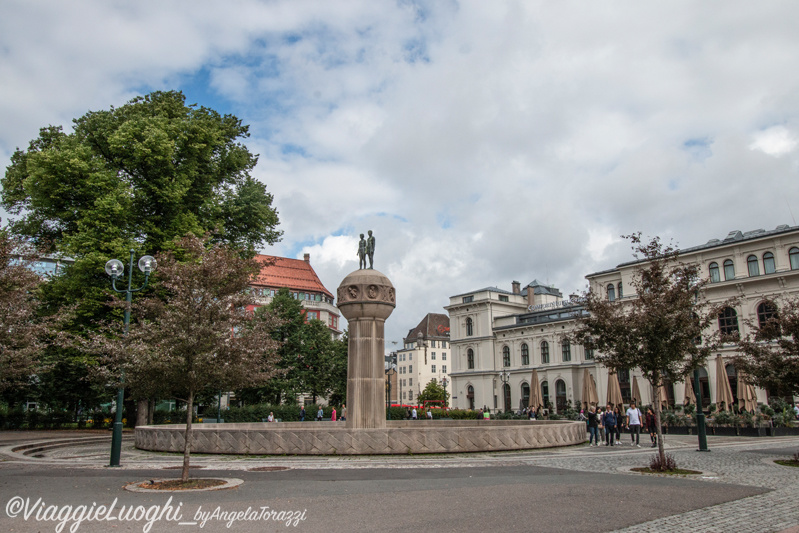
xmin=416 ymin=379 xmax=450 ymax=406
xmin=221 ymin=404 xmax=334 ymax=423
xmin=1 ymin=91 xmax=283 ymax=412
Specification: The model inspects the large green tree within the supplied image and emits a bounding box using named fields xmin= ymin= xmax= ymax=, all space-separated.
xmin=2 ymin=91 xmax=282 ymax=411
xmin=417 ymin=378 xmax=450 ymax=407
xmin=570 ymin=234 xmax=719 ymax=468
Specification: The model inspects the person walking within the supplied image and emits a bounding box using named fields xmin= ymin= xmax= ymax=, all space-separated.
xmin=602 ymin=404 xmax=617 ymax=446
xmin=478 ymin=407 xmax=484 ymax=421
xmin=300 ymin=406 xmax=306 ymax=422
xmin=614 ymin=405 xmax=625 ymax=445
xmin=597 ymin=407 xmax=605 ymax=445
xmin=626 ymin=401 xmax=643 ymax=447
xmin=331 ymin=407 xmax=337 ymax=422
xmin=316 ymin=407 xmax=324 ymax=421
xmin=587 ymin=406 xmax=600 ymax=446
xmin=341 ymin=404 xmax=347 ymax=421
xmin=426 ymin=409 xmax=433 ymax=419
xmin=411 ymin=407 xmax=418 ymax=420
xmin=645 ymin=407 xmax=658 ymax=447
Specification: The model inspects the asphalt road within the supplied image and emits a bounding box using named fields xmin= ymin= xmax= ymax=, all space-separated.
xmin=0 ymin=462 xmax=767 ymax=533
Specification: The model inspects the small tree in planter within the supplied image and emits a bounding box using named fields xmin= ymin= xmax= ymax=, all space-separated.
xmin=570 ymin=234 xmax=720 ymax=469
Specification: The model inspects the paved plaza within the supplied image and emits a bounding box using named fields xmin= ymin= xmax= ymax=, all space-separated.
xmin=0 ymin=430 xmax=797 ymax=532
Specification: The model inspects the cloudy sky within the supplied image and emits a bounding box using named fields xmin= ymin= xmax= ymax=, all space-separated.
xmin=2 ymin=1 xmax=799 ymax=345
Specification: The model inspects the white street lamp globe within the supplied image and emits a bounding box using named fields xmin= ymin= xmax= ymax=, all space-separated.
xmin=105 ymin=259 xmax=124 ymax=278
xmin=138 ymin=255 xmax=156 ymax=273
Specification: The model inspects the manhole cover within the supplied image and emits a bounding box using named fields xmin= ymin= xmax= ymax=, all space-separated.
xmin=248 ymin=466 xmax=291 ymax=472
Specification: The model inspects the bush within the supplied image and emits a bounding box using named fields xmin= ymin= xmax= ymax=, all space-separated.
xmin=712 ymin=410 xmax=736 ymax=427
xmin=649 ymin=453 xmax=678 ymax=472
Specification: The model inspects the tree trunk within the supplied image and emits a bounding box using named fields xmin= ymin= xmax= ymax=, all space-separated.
xmin=181 ymin=390 xmax=194 ymax=483
xmin=148 ymin=399 xmax=155 ymax=425
xmin=653 ymin=380 xmax=666 ymax=468
xmin=136 ymin=399 xmax=148 ymax=427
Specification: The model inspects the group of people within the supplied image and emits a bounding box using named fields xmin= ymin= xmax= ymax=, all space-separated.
xmin=291 ymin=405 xmax=346 ymax=422
xmin=585 ymin=401 xmax=658 ymax=447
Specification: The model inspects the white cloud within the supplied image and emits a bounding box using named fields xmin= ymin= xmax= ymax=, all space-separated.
xmin=3 ymin=1 xmax=799 ymax=343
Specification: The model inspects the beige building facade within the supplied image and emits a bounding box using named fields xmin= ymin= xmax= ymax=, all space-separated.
xmin=447 ymin=225 xmax=799 ymax=413
xmin=396 ymin=313 xmax=451 ymax=405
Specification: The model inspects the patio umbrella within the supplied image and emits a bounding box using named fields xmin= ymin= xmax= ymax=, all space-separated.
xmin=607 ymin=372 xmax=624 ymax=408
xmin=582 ymin=368 xmax=599 ymax=408
xmin=737 ymin=370 xmax=758 ymax=413
xmin=659 ymin=383 xmax=669 ymax=408
xmin=528 ymin=369 xmax=543 ymax=410
xmin=631 ymin=376 xmax=642 ymax=405
xmin=684 ymin=375 xmax=696 ymax=406
xmin=715 ymin=354 xmax=735 ymax=411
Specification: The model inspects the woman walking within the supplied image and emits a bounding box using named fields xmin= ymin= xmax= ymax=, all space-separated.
xmin=645 ymin=407 xmax=658 ymax=447
xmin=587 ymin=406 xmax=600 ymax=446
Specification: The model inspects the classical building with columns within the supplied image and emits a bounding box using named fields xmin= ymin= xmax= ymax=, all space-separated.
xmin=447 ymin=224 xmax=799 ymax=413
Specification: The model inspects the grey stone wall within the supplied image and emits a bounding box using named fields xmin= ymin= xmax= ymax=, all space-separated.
xmin=135 ymin=420 xmax=585 ymax=455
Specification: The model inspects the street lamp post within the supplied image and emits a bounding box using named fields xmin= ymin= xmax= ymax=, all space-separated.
xmin=386 ymin=366 xmax=396 ymax=420
xmin=441 ymin=376 xmax=449 ymax=408
xmin=499 ymin=369 xmax=510 ymax=412
xmin=105 ymin=250 xmax=155 ymax=467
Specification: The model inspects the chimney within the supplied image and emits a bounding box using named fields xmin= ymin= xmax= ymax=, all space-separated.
xmin=303 ymin=253 xmax=310 ymax=263
xmin=511 ymin=281 xmax=521 ymax=295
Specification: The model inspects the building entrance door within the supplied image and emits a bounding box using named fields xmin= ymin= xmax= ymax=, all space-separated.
xmin=555 ymin=379 xmax=567 ymax=413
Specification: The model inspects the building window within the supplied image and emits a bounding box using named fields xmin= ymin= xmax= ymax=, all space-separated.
xmin=541 ymin=381 xmax=549 ymax=408
xmin=431 ymin=365 xmax=436 ymax=373
xmin=409 ymin=378 xmax=413 ymax=386
xmin=763 ymin=252 xmax=776 ymax=274
xmin=408 ymin=392 xmax=413 ymax=402
xmin=718 ymin=307 xmax=740 ymax=337
xmin=467 ymin=349 xmax=474 ymax=369
xmin=431 ymin=352 xmax=436 ymax=360
xmin=607 ymin=284 xmax=615 ymax=302
xmin=756 ymin=301 xmax=778 ymax=331
xmin=709 ymin=262 xmax=720 ymax=283
xmin=442 ymin=352 xmax=447 ymax=360
xmin=521 ymin=343 xmax=529 ymax=365
xmin=409 ymin=353 xmax=412 ymax=361
xmin=723 ymin=259 xmax=735 ymax=280
xmin=562 ymin=340 xmax=571 ymax=362
xmin=463 ymin=295 xmax=473 ymax=303
xmin=442 ymin=341 xmax=447 ymax=348
xmin=747 ymin=255 xmax=760 ymax=277
xmin=791 ymin=247 xmax=799 ymax=270
xmin=584 ymin=339 xmax=594 ymax=360
xmin=466 ymin=317 xmax=473 ymax=336
xmin=442 ymin=365 xmax=447 ymax=373
xmin=617 ymin=283 xmax=623 ymax=299
xmin=499 ymin=295 xmax=509 ymax=302
xmin=409 ymin=365 xmax=413 ymax=373
xmin=541 ymin=341 xmax=550 ymax=364
xmin=502 ymin=346 xmax=510 ymax=367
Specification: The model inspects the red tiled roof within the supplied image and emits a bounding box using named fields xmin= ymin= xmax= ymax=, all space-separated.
xmin=251 ymin=255 xmax=334 ymax=299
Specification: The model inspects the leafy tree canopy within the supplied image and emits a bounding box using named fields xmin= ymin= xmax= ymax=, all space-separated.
xmin=734 ymin=298 xmax=799 ymax=397
xmin=417 ymin=379 xmax=450 ymax=407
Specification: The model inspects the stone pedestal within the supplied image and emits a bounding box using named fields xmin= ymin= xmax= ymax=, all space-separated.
xmin=337 ymin=269 xmax=395 ymax=429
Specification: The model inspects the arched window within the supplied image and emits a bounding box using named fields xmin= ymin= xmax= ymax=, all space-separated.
xmin=465 ymin=317 xmax=473 ymax=336
xmin=747 ymin=255 xmax=760 ymax=277
xmin=502 ymin=346 xmax=510 ymax=367
xmin=617 ymin=283 xmax=623 ymax=299
xmin=561 ymin=340 xmax=571 ymax=362
xmin=541 ymin=381 xmax=549 ymax=408
xmin=467 ymin=385 xmax=475 ymax=410
xmin=756 ymin=301 xmax=779 ymax=331
xmin=709 ymin=262 xmax=720 ymax=283
xmin=791 ymin=247 xmax=799 ymax=270
xmin=521 ymin=343 xmax=529 ymax=365
xmin=541 ymin=341 xmax=550 ymax=364
xmin=555 ymin=379 xmax=567 ymax=413
xmin=521 ymin=383 xmax=530 ymax=407
xmin=607 ymin=284 xmax=616 ymax=302
xmin=723 ymin=259 xmax=735 ymax=280
xmin=467 ymin=348 xmax=475 ymax=370
xmin=718 ymin=307 xmax=740 ymax=336
xmin=763 ymin=252 xmax=776 ymax=274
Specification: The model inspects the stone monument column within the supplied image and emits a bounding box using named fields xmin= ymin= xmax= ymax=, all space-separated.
xmin=337 ymin=269 xmax=395 ymax=429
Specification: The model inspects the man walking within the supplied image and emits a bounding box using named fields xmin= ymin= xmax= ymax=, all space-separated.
xmin=602 ymin=404 xmax=617 ymax=446
xmin=626 ymin=401 xmax=643 ymax=447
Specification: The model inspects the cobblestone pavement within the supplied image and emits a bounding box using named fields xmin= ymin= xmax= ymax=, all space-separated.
xmin=2 ymin=431 xmax=798 ymax=532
